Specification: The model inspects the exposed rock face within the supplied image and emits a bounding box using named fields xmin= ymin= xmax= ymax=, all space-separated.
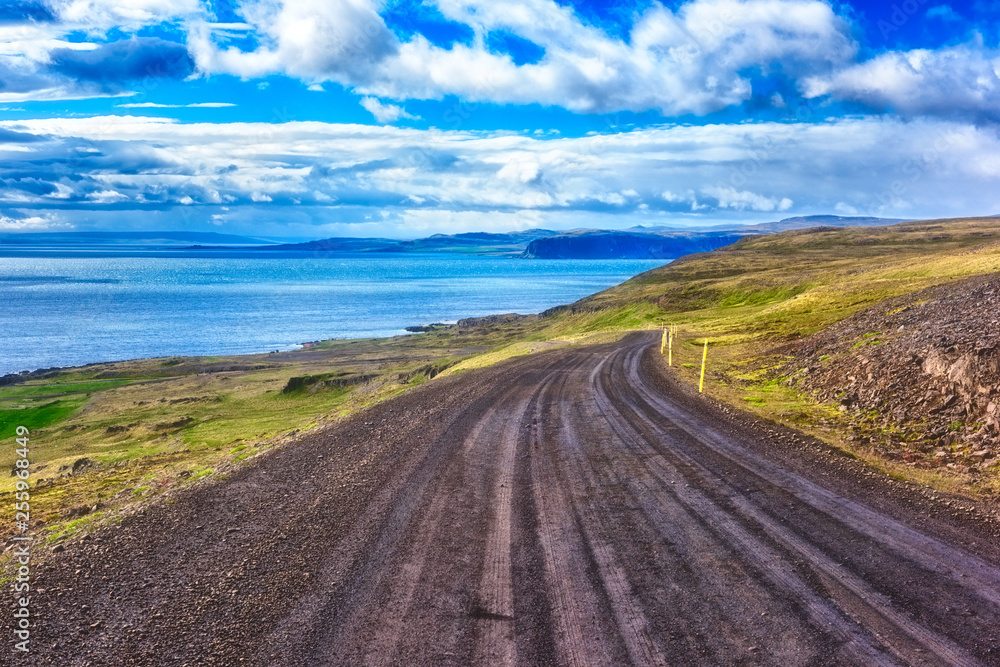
xmin=782 ymin=274 xmax=1000 ymax=471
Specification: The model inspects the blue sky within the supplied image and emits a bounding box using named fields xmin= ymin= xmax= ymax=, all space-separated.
xmin=0 ymin=0 xmax=998 ymax=239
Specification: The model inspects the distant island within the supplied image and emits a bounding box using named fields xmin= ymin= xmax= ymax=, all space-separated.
xmin=232 ymin=215 xmax=908 ymax=259
xmin=0 ymin=231 xmax=276 ymax=246
xmin=1 ymin=215 xmax=910 ymax=259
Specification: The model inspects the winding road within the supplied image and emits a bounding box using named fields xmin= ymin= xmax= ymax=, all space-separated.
xmin=17 ymin=333 xmax=1000 ymax=665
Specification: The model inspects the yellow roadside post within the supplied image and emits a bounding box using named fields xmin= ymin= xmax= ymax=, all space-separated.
xmin=668 ymin=326 xmax=673 ymax=366
xmin=660 ymin=328 xmax=667 ymax=355
xmin=699 ymin=339 xmax=708 ymax=393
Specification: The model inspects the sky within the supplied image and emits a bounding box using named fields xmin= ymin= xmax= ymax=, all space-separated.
xmin=0 ymin=0 xmax=998 ymax=239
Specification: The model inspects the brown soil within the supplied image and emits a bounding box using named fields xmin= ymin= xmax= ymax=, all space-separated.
xmin=7 ymin=333 xmax=1000 ymax=665
xmin=782 ymin=273 xmax=1000 ymax=476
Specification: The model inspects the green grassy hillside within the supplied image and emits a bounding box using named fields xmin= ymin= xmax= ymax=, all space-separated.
xmin=541 ymin=216 xmax=1000 ymax=342
xmin=4 ymin=215 xmax=999 ymax=556
xmin=532 ymin=216 xmax=1000 ymax=498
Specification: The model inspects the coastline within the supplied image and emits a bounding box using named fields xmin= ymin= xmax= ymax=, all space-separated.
xmin=0 ymin=251 xmax=666 ymax=377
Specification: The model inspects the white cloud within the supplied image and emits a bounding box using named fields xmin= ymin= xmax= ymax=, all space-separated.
xmin=0 ymin=87 xmax=133 ymax=103
xmin=116 ymin=102 xmax=236 ymax=108
xmin=186 ymin=0 xmax=856 ymax=116
xmin=359 ymin=97 xmax=419 ymax=124
xmin=702 ymin=186 xmax=793 ymax=211
xmin=1 ymin=115 xmax=998 ymax=235
xmin=187 ymin=0 xmax=397 ymax=83
xmin=49 ymin=0 xmax=203 ymax=29
xmin=803 ymin=45 xmax=1000 ymax=119
xmin=926 ymin=5 xmax=962 ymax=22
xmin=0 ymin=0 xmax=992 ymax=123
xmin=86 ymin=189 xmax=128 ymax=203
xmin=496 ymin=157 xmax=541 ymax=184
xmin=0 ymin=2 xmax=203 ymax=103
xmin=0 ymin=213 xmax=72 ymax=231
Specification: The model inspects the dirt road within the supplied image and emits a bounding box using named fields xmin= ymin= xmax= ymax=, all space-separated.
xmin=13 ymin=333 xmax=1000 ymax=665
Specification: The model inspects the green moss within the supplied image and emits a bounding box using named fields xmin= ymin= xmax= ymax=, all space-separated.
xmin=0 ymin=398 xmax=84 ymax=439
xmin=0 ymin=380 xmax=132 ymax=399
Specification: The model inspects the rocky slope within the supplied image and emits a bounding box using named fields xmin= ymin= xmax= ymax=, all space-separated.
xmin=782 ymin=274 xmax=1000 ymax=473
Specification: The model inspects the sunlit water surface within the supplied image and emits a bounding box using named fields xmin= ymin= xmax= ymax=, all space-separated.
xmin=0 ymin=250 xmax=668 ymax=374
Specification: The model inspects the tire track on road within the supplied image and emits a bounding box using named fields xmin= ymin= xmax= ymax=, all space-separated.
xmin=628 ymin=344 xmax=1000 ymax=610
xmin=22 ymin=332 xmax=1000 ymax=666
xmin=526 ymin=354 xmax=626 ymax=667
xmin=591 ymin=347 xmax=905 ymax=666
xmin=602 ymin=340 xmax=993 ymax=666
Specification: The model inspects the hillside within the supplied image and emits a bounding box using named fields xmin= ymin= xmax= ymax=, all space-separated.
xmin=558 ymin=217 xmax=1000 ymax=322
xmin=5 ymin=215 xmax=1000 ymax=556
xmin=251 ymin=229 xmax=557 ymax=255
xmin=521 ymin=230 xmax=748 ymax=259
xmin=7 ymin=218 xmax=1000 ymax=665
xmin=736 ymin=214 xmax=909 ymax=233
xmin=783 ymin=275 xmax=999 ymax=471
xmin=177 ymin=215 xmax=912 ymax=258
xmin=534 ymin=216 xmax=1000 ymax=496
xmin=385 ymin=229 xmax=557 ymax=254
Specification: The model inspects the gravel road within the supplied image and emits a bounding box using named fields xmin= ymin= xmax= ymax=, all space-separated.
xmin=11 ymin=332 xmax=1000 ymax=665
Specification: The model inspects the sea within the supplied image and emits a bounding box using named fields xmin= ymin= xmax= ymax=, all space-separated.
xmin=0 ymin=250 xmax=668 ymax=375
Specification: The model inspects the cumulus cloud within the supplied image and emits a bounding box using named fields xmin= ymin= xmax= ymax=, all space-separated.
xmin=360 ymin=97 xmax=419 ymax=124
xmin=803 ymin=45 xmax=1000 ymax=121
xmin=186 ymin=0 xmax=856 ymax=116
xmin=0 ymin=115 xmax=998 ymax=235
xmin=47 ymin=0 xmax=201 ymax=29
xmin=0 ymin=0 xmax=995 ymax=121
xmin=187 ymin=0 xmax=398 ymax=84
xmin=0 ymin=1 xmax=203 ymax=101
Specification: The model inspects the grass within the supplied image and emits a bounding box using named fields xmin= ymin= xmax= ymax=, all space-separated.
xmin=4 ymin=215 xmax=1000 ymax=549
xmin=0 ymin=379 xmax=134 ymax=398
xmin=442 ymin=340 xmax=569 ymax=375
xmin=528 ymin=216 xmax=1000 ymax=499
xmin=0 ymin=398 xmax=85 ymax=439
xmin=0 ymin=325 xmax=538 ymax=544
xmin=548 ymin=216 xmax=1000 ymax=344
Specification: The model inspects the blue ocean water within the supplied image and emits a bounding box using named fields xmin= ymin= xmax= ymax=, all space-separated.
xmin=0 ymin=251 xmax=668 ymax=374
